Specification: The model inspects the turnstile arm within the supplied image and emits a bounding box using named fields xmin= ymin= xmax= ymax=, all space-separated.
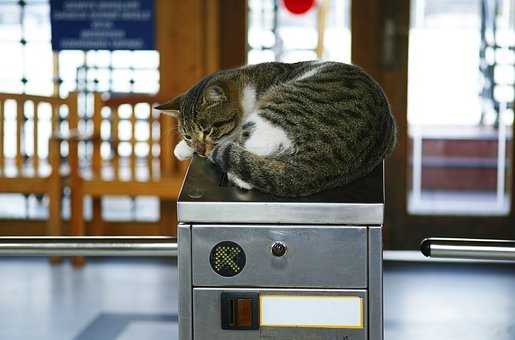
xmin=0 ymin=237 xmax=178 ymax=257
xmin=420 ymin=238 xmax=515 ymax=261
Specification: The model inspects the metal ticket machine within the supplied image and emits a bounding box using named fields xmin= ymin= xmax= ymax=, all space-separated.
xmin=421 ymin=238 xmax=515 ymax=261
xmin=0 ymin=156 xmax=386 ymax=340
xmin=177 ymin=157 xmax=385 ymax=340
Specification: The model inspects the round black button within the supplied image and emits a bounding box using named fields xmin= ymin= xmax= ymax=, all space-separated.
xmin=271 ymin=242 xmax=287 ymax=257
xmin=209 ymin=241 xmax=246 ymax=277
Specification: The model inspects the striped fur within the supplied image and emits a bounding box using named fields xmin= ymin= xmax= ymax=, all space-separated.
xmin=163 ymin=61 xmax=396 ymax=197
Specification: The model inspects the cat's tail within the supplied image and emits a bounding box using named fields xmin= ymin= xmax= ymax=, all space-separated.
xmin=210 ymin=110 xmax=397 ymax=197
xmin=210 ymin=142 xmax=305 ymax=197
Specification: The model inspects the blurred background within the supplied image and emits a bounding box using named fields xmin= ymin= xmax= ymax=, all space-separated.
xmin=1 ymin=0 xmax=512 ymax=249
xmin=0 ymin=0 xmax=514 ymax=338
xmin=0 ymin=0 xmax=514 ymax=249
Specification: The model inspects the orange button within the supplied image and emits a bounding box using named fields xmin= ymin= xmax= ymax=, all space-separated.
xmin=236 ymin=298 xmax=252 ymax=327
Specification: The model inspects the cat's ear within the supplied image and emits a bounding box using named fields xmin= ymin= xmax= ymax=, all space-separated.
xmin=204 ymin=84 xmax=227 ymax=103
xmin=155 ymin=95 xmax=184 ymax=117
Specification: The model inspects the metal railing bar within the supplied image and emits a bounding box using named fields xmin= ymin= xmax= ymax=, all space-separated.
xmin=0 ymin=237 xmax=178 ymax=257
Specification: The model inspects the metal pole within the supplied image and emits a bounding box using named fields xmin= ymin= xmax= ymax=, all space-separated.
xmin=420 ymin=238 xmax=515 ymax=261
xmin=0 ymin=237 xmax=177 ymax=257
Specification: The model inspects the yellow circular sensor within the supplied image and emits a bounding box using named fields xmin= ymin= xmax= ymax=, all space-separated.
xmin=209 ymin=241 xmax=246 ymax=277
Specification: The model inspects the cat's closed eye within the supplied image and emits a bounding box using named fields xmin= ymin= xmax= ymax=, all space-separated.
xmin=201 ymin=102 xmax=218 ymax=110
xmin=212 ymin=117 xmax=234 ymax=128
xmin=213 ymin=121 xmax=227 ymax=128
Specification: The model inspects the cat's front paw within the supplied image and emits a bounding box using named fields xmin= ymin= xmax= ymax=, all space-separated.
xmin=228 ymin=172 xmax=253 ymax=191
xmin=208 ymin=140 xmax=232 ymax=169
xmin=174 ymin=140 xmax=194 ymax=160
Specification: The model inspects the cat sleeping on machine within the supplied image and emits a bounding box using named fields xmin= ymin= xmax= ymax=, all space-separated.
xmin=156 ymin=61 xmax=396 ymax=197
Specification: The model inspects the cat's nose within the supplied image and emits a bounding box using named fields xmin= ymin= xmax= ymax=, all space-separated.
xmin=194 ymin=142 xmax=206 ymax=156
xmin=205 ymin=142 xmax=214 ymax=155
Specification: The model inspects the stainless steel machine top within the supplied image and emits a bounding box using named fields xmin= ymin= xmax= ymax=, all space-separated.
xmin=177 ymin=156 xmax=384 ymax=225
xmin=178 ymin=156 xmax=384 ymax=340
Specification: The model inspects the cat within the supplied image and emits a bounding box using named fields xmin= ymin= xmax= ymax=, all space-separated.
xmin=156 ymin=61 xmax=396 ymax=197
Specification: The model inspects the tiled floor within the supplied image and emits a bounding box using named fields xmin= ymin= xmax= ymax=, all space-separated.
xmin=0 ymin=257 xmax=515 ymax=339
xmin=385 ymin=261 xmax=515 ymax=340
xmin=0 ymin=257 xmax=177 ymax=340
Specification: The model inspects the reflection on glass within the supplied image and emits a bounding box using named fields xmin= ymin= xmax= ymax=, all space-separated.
xmin=408 ymin=0 xmax=514 ymax=215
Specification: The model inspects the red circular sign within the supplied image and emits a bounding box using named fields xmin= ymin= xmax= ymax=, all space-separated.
xmin=282 ymin=0 xmax=316 ymax=15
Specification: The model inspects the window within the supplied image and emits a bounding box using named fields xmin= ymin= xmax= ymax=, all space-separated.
xmin=0 ymin=0 xmax=160 ymax=96
xmin=0 ymin=0 xmax=53 ymax=95
xmin=247 ymin=0 xmax=351 ymax=64
xmin=407 ymin=0 xmax=514 ymax=215
xmin=0 ymin=0 xmax=160 ymax=220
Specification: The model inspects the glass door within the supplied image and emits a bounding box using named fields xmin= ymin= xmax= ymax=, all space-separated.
xmin=407 ymin=0 xmax=514 ymax=216
xmin=350 ymin=0 xmax=515 ymax=248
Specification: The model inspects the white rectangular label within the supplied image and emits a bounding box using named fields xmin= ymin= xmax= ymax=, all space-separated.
xmin=259 ymin=295 xmax=363 ymax=329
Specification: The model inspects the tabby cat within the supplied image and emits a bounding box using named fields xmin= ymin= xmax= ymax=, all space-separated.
xmin=156 ymin=61 xmax=396 ymax=197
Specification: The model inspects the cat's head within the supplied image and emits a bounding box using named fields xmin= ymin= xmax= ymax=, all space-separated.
xmin=156 ymin=75 xmax=241 ymax=157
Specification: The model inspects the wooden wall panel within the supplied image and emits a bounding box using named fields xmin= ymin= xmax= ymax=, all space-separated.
xmin=352 ymin=0 xmax=410 ymax=248
xmin=156 ymin=0 xmax=246 ymax=96
xmin=154 ymin=0 xmax=246 ymax=235
xmin=351 ymin=0 xmax=384 ymax=80
xmin=156 ymin=0 xmax=207 ymax=96
xmin=219 ymin=0 xmax=247 ymax=69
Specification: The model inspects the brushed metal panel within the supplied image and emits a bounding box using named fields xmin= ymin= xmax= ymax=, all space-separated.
xmin=368 ymin=227 xmax=383 ymax=340
xmin=177 ymin=156 xmax=384 ymax=225
xmin=179 ymin=201 xmax=383 ymax=225
xmin=178 ymin=224 xmax=193 ymax=340
xmin=193 ymin=288 xmax=367 ymax=340
xmin=192 ymin=225 xmax=368 ymax=288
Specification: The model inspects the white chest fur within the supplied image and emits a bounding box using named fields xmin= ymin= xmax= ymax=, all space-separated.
xmin=240 ymin=84 xmax=294 ymax=157
xmin=243 ymin=113 xmax=293 ymax=156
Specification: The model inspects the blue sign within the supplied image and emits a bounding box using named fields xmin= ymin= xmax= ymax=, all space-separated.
xmin=50 ymin=0 xmax=155 ymax=51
